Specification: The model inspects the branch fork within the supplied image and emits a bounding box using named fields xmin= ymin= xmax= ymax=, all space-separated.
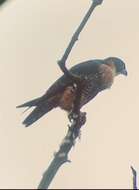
xmin=38 ymin=1 xmax=104 ymax=189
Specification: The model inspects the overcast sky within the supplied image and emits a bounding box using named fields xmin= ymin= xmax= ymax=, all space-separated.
xmin=0 ymin=0 xmax=139 ymax=188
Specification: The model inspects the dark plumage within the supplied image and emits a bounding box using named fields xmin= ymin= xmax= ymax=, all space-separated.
xmin=17 ymin=57 xmax=127 ymax=127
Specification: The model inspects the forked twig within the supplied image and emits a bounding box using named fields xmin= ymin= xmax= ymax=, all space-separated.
xmin=38 ymin=0 xmax=104 ymax=189
xmin=58 ymin=0 xmax=103 ymax=79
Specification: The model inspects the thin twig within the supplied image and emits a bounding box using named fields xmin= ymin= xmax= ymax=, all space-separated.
xmin=38 ymin=0 xmax=104 ymax=189
xmin=58 ymin=0 xmax=103 ymax=79
xmin=131 ymin=166 xmax=138 ymax=190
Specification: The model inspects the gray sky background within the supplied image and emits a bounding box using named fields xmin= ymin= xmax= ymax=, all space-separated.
xmin=0 ymin=0 xmax=139 ymax=188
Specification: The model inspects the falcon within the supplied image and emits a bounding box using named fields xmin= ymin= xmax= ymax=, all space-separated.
xmin=17 ymin=57 xmax=127 ymax=127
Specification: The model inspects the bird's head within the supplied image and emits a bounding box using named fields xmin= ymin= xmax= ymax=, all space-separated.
xmin=104 ymin=57 xmax=128 ymax=76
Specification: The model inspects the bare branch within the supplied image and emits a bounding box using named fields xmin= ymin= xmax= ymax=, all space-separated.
xmin=58 ymin=0 xmax=104 ymax=79
xmin=38 ymin=0 xmax=104 ymax=189
xmin=131 ymin=166 xmax=138 ymax=190
xmin=38 ymin=112 xmax=86 ymax=189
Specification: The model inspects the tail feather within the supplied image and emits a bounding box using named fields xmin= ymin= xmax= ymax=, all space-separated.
xmin=16 ymin=97 xmax=41 ymax=108
xmin=23 ymin=102 xmax=54 ymax=127
xmin=17 ymin=94 xmax=60 ymax=127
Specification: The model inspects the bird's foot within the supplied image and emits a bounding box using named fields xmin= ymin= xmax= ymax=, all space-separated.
xmin=68 ymin=111 xmax=86 ymax=142
xmin=68 ymin=112 xmax=79 ymax=123
xmin=68 ymin=111 xmax=86 ymax=128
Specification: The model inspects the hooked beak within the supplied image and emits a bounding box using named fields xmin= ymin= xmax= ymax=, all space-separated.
xmin=121 ymin=69 xmax=128 ymax=76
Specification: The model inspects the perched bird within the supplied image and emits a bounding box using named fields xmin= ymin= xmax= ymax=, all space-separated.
xmin=17 ymin=57 xmax=127 ymax=127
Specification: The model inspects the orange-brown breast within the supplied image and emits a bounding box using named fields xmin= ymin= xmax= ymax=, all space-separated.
xmin=99 ymin=64 xmax=115 ymax=89
xmin=59 ymin=86 xmax=76 ymax=111
xmin=58 ymin=64 xmax=116 ymax=111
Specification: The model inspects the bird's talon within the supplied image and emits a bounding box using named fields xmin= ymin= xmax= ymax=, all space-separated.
xmin=68 ymin=112 xmax=78 ymax=122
